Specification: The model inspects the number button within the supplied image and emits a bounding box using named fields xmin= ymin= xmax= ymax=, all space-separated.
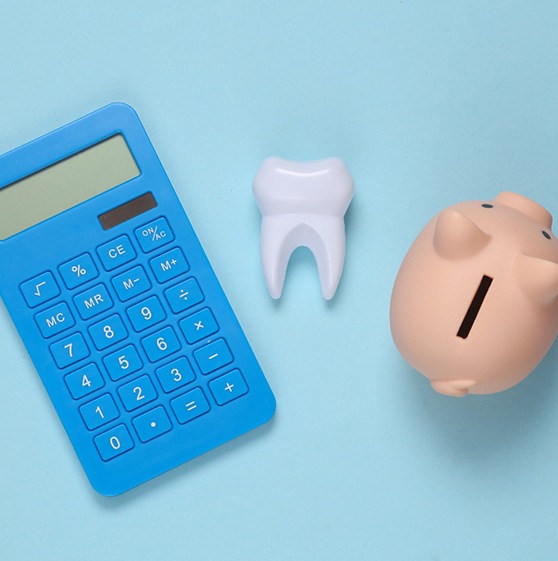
xmin=141 ymin=326 xmax=181 ymax=362
xmin=80 ymin=394 xmax=119 ymax=430
xmin=65 ymin=363 xmax=105 ymax=399
xmin=135 ymin=217 xmax=174 ymax=253
xmin=209 ymin=369 xmax=249 ymax=405
xmin=170 ymin=388 xmax=210 ymax=424
xmin=149 ymin=248 xmax=189 ymax=283
xmin=193 ymin=339 xmax=233 ymax=374
xmin=89 ymin=314 xmax=127 ymax=350
xmin=112 ymin=265 xmax=151 ymax=301
xmin=59 ymin=253 xmax=99 ymax=289
xmin=164 ymin=278 xmax=204 ymax=313
xmin=118 ymin=375 xmax=157 ymax=411
xmin=127 ymin=296 xmax=166 ymax=332
xmin=35 ymin=302 xmax=75 ymax=338
xmin=156 ymin=357 xmax=195 ymax=393
xmin=103 ymin=345 xmax=143 ymax=381
xmin=132 ymin=407 xmax=172 ymax=442
xmin=94 ymin=425 xmax=134 ymax=461
xmin=180 ymin=308 xmax=219 ymax=344
xmin=97 ymin=235 xmax=136 ymax=271
xmin=21 ymin=272 xmax=60 ymax=308
xmin=50 ymin=333 xmax=90 ymax=368
xmin=73 ymin=284 xmax=113 ymax=320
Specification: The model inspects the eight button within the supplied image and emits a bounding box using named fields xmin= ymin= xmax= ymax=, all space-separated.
xmin=89 ymin=314 xmax=128 ymax=350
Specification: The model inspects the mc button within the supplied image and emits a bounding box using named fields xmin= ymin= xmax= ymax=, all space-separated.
xmin=97 ymin=235 xmax=136 ymax=271
xmin=35 ymin=302 xmax=75 ymax=338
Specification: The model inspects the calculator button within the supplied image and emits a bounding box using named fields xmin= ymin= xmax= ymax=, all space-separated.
xmin=65 ymin=363 xmax=105 ymax=399
xmin=94 ymin=425 xmax=134 ymax=461
xmin=193 ymin=339 xmax=233 ymax=374
xmin=59 ymin=254 xmax=99 ymax=289
xmin=97 ymin=235 xmax=136 ymax=271
xmin=180 ymin=308 xmax=219 ymax=344
xmin=112 ymin=265 xmax=151 ymax=301
xmin=103 ymin=345 xmax=143 ymax=381
xmin=135 ymin=217 xmax=174 ymax=253
xmin=50 ymin=333 xmax=90 ymax=368
xmin=141 ymin=326 xmax=181 ymax=362
xmin=118 ymin=375 xmax=158 ymax=411
xmin=80 ymin=394 xmax=120 ymax=430
xmin=149 ymin=248 xmax=189 ymax=283
xmin=20 ymin=272 xmax=60 ymax=308
xmin=170 ymin=388 xmax=210 ymax=424
xmin=89 ymin=314 xmax=128 ymax=350
xmin=35 ymin=302 xmax=75 ymax=338
xmin=127 ymin=296 xmax=166 ymax=332
xmin=132 ymin=407 xmax=172 ymax=442
xmin=73 ymin=284 xmax=113 ymax=320
xmin=209 ymin=370 xmax=249 ymax=405
xmin=164 ymin=278 xmax=204 ymax=313
xmin=156 ymin=357 xmax=195 ymax=393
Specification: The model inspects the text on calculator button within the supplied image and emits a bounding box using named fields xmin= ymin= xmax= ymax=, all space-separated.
xmin=35 ymin=302 xmax=75 ymax=338
xmin=141 ymin=326 xmax=181 ymax=362
xmin=112 ymin=265 xmax=151 ymax=301
xmin=59 ymin=253 xmax=99 ymax=289
xmin=194 ymin=339 xmax=233 ymax=374
xmin=170 ymin=388 xmax=210 ymax=424
xmin=209 ymin=370 xmax=249 ymax=406
xmin=80 ymin=394 xmax=120 ymax=430
xmin=65 ymin=363 xmax=105 ymax=399
xmin=94 ymin=425 xmax=134 ymax=461
xmin=97 ymin=235 xmax=136 ymax=271
xmin=135 ymin=217 xmax=174 ymax=253
xmin=89 ymin=314 xmax=128 ymax=350
xmin=103 ymin=345 xmax=143 ymax=381
xmin=164 ymin=278 xmax=204 ymax=313
xmin=73 ymin=284 xmax=113 ymax=320
xmin=149 ymin=247 xmax=189 ymax=283
xmin=118 ymin=375 xmax=158 ymax=411
xmin=50 ymin=333 xmax=90 ymax=368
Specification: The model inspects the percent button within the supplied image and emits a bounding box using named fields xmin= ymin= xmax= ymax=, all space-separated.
xmin=59 ymin=253 xmax=99 ymax=289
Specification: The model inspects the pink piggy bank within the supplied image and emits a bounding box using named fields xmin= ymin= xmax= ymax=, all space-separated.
xmin=390 ymin=192 xmax=558 ymax=396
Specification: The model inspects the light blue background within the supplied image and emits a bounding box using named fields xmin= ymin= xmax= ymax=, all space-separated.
xmin=2 ymin=1 xmax=558 ymax=560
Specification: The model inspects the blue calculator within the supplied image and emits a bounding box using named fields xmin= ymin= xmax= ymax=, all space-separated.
xmin=0 ymin=103 xmax=275 ymax=495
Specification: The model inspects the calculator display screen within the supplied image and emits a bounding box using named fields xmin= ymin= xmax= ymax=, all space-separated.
xmin=0 ymin=135 xmax=140 ymax=240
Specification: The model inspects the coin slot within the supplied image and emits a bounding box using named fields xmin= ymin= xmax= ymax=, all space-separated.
xmin=457 ymin=275 xmax=493 ymax=339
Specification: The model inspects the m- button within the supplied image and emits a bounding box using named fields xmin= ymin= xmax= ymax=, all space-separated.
xmin=97 ymin=235 xmax=136 ymax=271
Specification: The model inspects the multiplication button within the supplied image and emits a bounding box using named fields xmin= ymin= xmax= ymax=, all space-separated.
xmin=180 ymin=308 xmax=218 ymax=344
xmin=59 ymin=254 xmax=99 ymax=289
xmin=135 ymin=217 xmax=174 ymax=253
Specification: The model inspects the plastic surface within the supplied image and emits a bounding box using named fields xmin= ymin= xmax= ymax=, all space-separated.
xmin=0 ymin=102 xmax=275 ymax=495
xmin=253 ymin=156 xmax=354 ymax=300
xmin=390 ymin=191 xmax=558 ymax=396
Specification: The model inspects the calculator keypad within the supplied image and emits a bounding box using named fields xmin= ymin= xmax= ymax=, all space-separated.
xmin=26 ymin=217 xmax=256 ymax=469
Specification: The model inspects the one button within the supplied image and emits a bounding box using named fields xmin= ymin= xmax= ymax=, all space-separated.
xmin=132 ymin=407 xmax=172 ymax=443
xmin=209 ymin=370 xmax=249 ymax=405
xmin=80 ymin=394 xmax=119 ymax=430
xmin=20 ymin=272 xmax=60 ymax=308
xmin=135 ymin=217 xmax=174 ymax=253
xmin=35 ymin=302 xmax=75 ymax=338
xmin=89 ymin=314 xmax=127 ymax=350
xmin=73 ymin=284 xmax=113 ymax=320
xmin=118 ymin=375 xmax=157 ymax=412
xmin=94 ymin=425 xmax=134 ymax=461
xmin=50 ymin=333 xmax=90 ymax=368
xmin=149 ymin=248 xmax=189 ymax=283
xmin=65 ymin=363 xmax=105 ymax=399
xmin=164 ymin=278 xmax=204 ymax=313
xmin=127 ymin=296 xmax=166 ymax=332
xmin=156 ymin=357 xmax=195 ymax=393
xmin=103 ymin=345 xmax=143 ymax=381
xmin=193 ymin=339 xmax=233 ymax=374
xmin=97 ymin=235 xmax=136 ymax=271
xmin=170 ymin=388 xmax=210 ymax=424
xmin=141 ymin=326 xmax=181 ymax=362
xmin=112 ymin=265 xmax=151 ymax=301
xmin=59 ymin=254 xmax=99 ymax=289
xmin=180 ymin=308 xmax=218 ymax=344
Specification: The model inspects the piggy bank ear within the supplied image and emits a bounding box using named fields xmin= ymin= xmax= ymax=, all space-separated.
xmin=515 ymin=254 xmax=558 ymax=305
xmin=433 ymin=209 xmax=491 ymax=259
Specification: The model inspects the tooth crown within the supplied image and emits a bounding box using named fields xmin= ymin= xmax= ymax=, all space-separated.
xmin=253 ymin=156 xmax=355 ymax=300
xmin=253 ymin=157 xmax=354 ymax=215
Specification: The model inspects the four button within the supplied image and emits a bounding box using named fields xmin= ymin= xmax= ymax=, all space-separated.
xmin=34 ymin=217 xmax=246 ymax=462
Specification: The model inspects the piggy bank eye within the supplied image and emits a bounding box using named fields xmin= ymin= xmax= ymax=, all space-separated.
xmin=543 ymin=230 xmax=552 ymax=240
xmin=481 ymin=203 xmax=494 ymax=209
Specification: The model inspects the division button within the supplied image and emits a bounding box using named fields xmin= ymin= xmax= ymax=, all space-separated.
xmin=164 ymin=278 xmax=204 ymax=313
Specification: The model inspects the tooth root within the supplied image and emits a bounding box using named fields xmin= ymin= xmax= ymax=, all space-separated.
xmin=253 ymin=157 xmax=354 ymax=300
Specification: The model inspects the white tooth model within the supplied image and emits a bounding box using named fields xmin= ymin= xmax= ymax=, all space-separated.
xmin=253 ymin=157 xmax=355 ymax=300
